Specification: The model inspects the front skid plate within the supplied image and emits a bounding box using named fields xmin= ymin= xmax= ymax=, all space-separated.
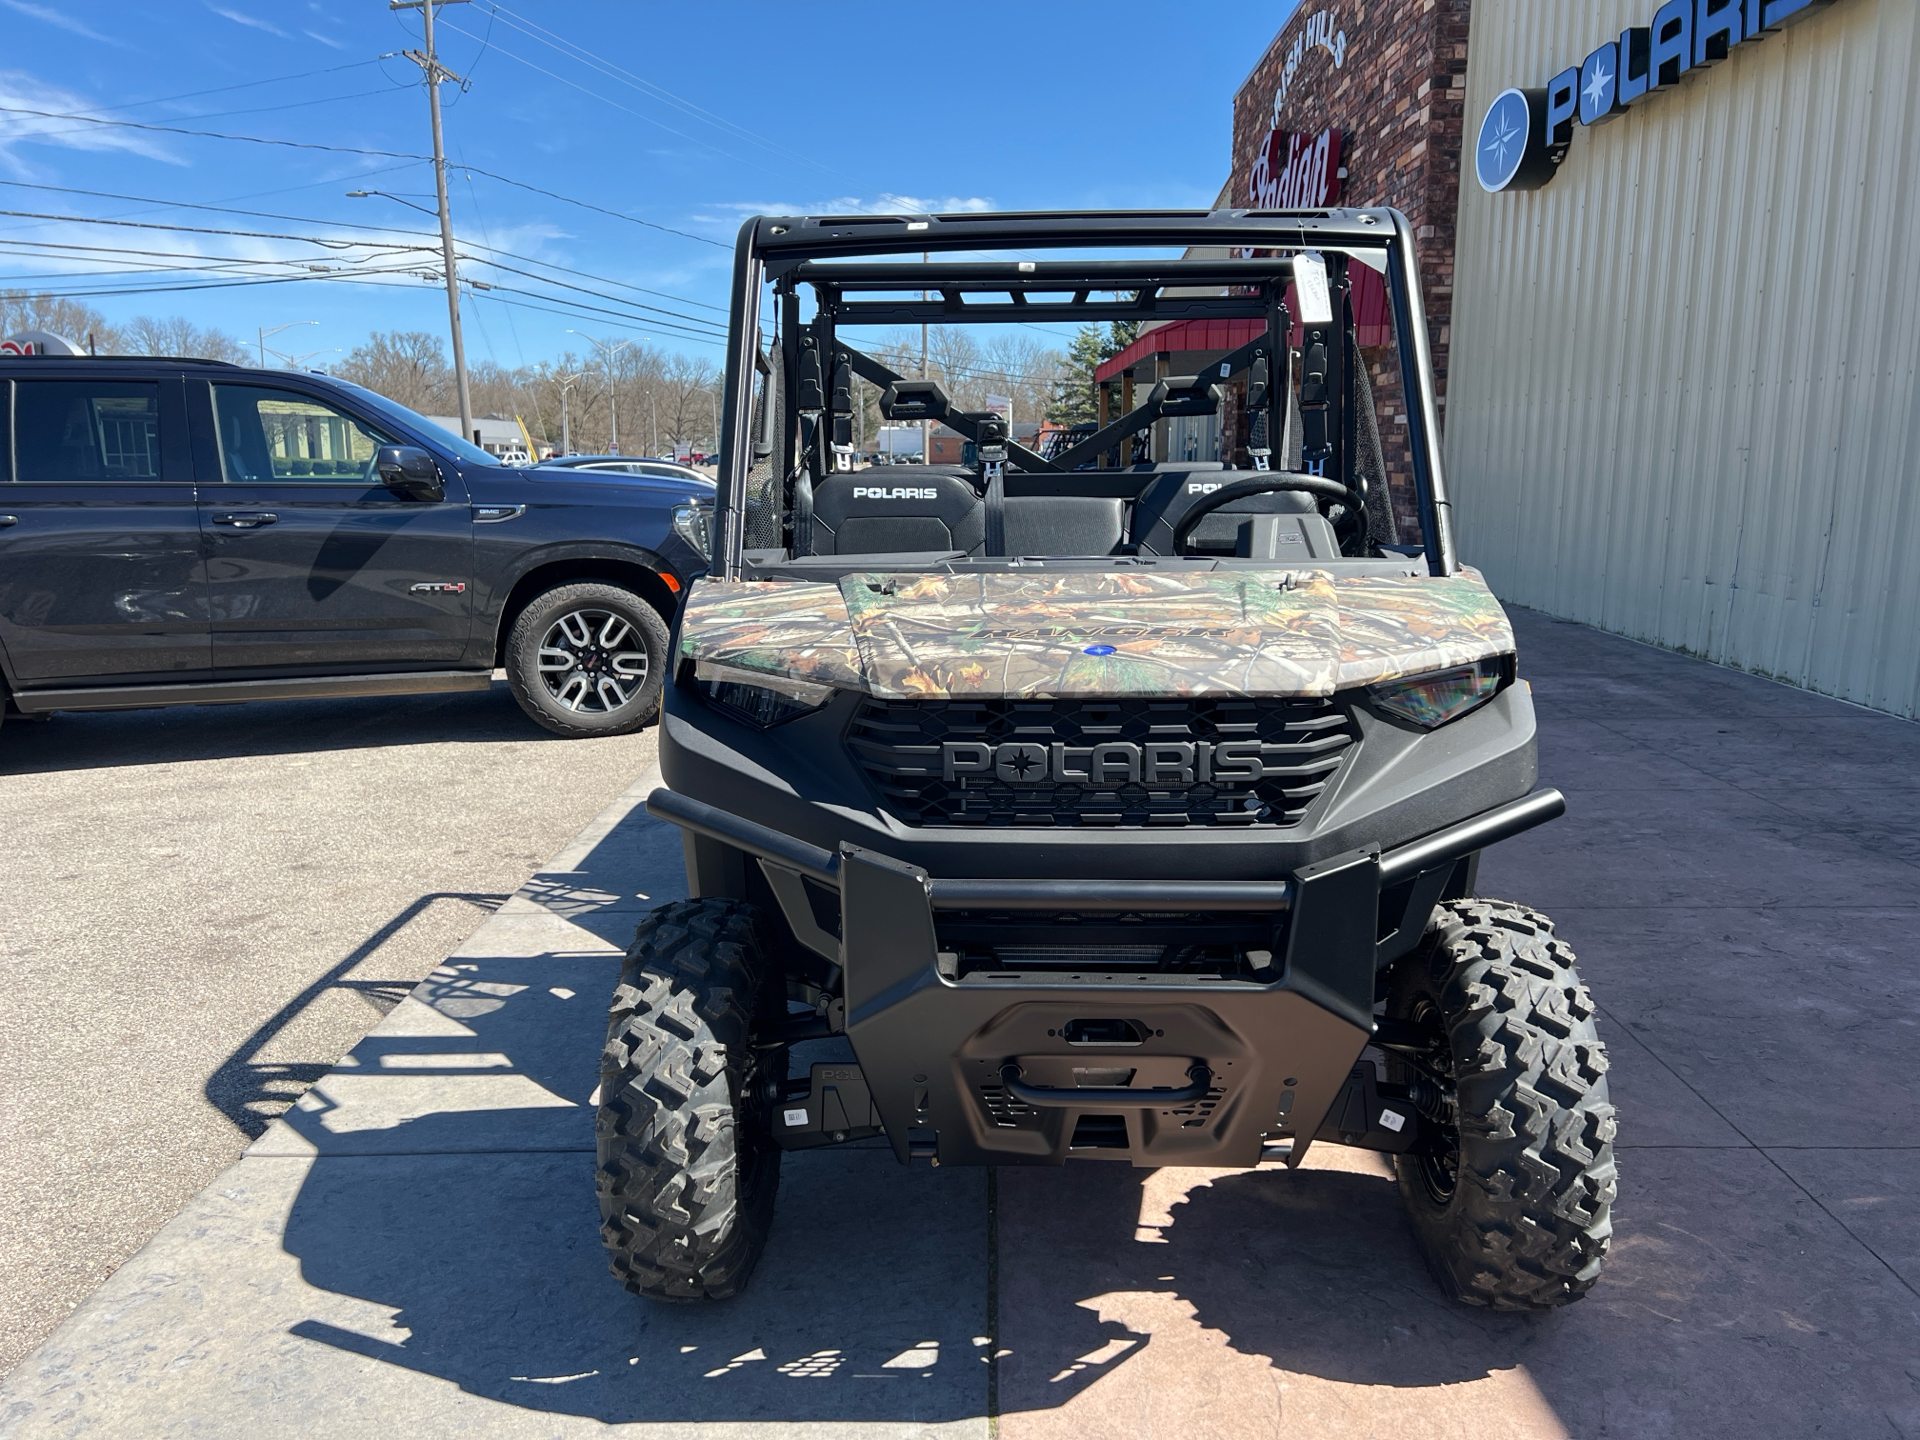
xmin=838 ymin=845 xmax=1370 ymax=1168
xmin=853 ymin=980 xmax=1369 ymax=1168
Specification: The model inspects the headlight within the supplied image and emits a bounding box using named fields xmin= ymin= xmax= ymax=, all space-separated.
xmin=695 ymin=660 xmax=834 ymax=728
xmin=671 ymin=501 xmax=713 ymax=563
xmin=1369 ymin=657 xmax=1506 ymax=728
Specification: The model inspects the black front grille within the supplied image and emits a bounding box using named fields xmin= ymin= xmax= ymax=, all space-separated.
xmin=848 ymin=695 xmax=1356 ymax=828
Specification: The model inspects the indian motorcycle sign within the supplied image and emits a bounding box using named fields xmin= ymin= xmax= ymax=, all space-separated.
xmin=1244 ymin=8 xmax=1349 ymax=210
xmin=1249 ymin=126 xmax=1344 ymax=209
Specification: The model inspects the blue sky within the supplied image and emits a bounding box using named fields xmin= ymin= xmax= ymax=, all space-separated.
xmin=0 ymin=0 xmax=1296 ymax=368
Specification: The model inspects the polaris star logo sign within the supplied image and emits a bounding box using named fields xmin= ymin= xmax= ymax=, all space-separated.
xmin=1478 ymin=0 xmax=1839 ymax=193
xmin=853 ymin=486 xmax=937 ymax=500
xmin=941 ymin=740 xmax=1267 ymax=785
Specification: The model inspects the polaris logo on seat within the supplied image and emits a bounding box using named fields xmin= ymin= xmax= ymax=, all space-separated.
xmin=853 ymin=486 xmax=938 ymax=500
xmin=1186 ymin=482 xmax=1223 ymax=495
xmin=941 ymin=739 xmax=1266 ymax=784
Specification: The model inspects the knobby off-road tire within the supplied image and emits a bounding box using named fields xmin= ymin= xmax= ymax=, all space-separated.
xmin=1386 ymin=899 xmax=1617 ymax=1310
xmin=596 ymin=899 xmax=783 ymax=1301
xmin=505 ymin=581 xmax=669 ymax=738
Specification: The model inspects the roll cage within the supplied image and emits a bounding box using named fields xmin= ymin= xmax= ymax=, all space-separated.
xmin=711 ymin=208 xmax=1456 ymax=579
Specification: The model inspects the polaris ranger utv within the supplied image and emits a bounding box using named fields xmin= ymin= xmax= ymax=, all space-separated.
xmin=598 ymin=208 xmax=1616 ymax=1312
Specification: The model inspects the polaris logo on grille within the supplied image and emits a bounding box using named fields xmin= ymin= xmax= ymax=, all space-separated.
xmin=941 ymin=740 xmax=1265 ymax=784
xmin=853 ymin=486 xmax=938 ymax=500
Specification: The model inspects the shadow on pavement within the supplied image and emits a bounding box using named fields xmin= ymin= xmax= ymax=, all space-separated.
xmin=997 ymin=1159 xmax=1546 ymax=1408
xmin=277 ymin=1137 xmax=1008 ymax=1425
xmin=0 ymin=681 xmax=572 ymax=775
xmin=203 ymin=891 xmax=510 ymax=1139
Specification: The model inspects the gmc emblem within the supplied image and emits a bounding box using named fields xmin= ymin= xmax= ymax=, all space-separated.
xmin=940 ymin=739 xmax=1264 ymax=784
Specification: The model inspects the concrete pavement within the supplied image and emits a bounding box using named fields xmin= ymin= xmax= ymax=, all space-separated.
xmin=0 ymin=682 xmax=658 ymax=1374
xmin=4 ymin=610 xmax=1918 ymax=1438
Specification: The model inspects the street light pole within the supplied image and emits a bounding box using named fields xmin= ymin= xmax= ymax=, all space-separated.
xmin=568 ymin=331 xmax=629 ymax=453
xmin=554 ymin=370 xmax=585 ymax=455
xmin=257 ymin=320 xmax=316 ymax=368
xmin=393 ymin=0 xmax=473 ymax=443
xmin=920 ymin=249 xmax=930 ymax=464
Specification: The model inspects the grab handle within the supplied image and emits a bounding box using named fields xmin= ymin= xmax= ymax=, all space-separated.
xmin=999 ymin=1062 xmax=1212 ymax=1109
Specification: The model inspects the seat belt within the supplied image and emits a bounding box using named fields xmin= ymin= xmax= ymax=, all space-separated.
xmin=983 ymin=469 xmax=1006 ymax=556
xmin=978 ymin=419 xmax=1008 ymax=555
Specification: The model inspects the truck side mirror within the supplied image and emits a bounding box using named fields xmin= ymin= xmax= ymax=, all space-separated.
xmin=376 ymin=445 xmax=445 ymax=502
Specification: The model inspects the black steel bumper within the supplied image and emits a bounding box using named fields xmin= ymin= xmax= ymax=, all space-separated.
xmin=646 ymin=785 xmax=1564 ymax=1169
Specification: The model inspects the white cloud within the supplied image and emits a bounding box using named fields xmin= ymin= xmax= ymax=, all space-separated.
xmin=0 ymin=70 xmax=181 ymax=175
xmin=702 ymin=194 xmax=996 ymax=220
xmin=303 ymin=28 xmax=347 ymax=51
xmin=205 ymin=4 xmax=291 ymax=39
xmin=1 ymin=0 xmax=125 ymax=46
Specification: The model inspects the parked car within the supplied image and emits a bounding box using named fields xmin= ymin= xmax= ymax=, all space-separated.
xmin=0 ymin=357 xmax=713 ymax=738
xmin=541 ymin=454 xmax=715 ymax=489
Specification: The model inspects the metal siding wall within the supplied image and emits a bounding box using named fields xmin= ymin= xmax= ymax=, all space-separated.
xmin=1447 ymin=0 xmax=1920 ymax=717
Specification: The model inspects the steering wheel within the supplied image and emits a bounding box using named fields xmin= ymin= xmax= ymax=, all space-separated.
xmin=1170 ymin=474 xmax=1368 ymax=556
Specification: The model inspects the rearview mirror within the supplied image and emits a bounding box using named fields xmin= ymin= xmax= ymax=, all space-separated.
xmin=376 ymin=445 xmax=445 ymax=502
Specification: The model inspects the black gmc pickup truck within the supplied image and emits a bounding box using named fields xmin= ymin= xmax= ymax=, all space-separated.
xmin=0 ymin=356 xmax=712 ymax=737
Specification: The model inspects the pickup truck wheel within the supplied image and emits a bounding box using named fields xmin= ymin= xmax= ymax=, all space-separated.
xmin=596 ymin=899 xmax=783 ymax=1301
xmin=505 ymin=581 xmax=668 ymax=737
xmin=1386 ymin=899 xmax=1616 ymax=1311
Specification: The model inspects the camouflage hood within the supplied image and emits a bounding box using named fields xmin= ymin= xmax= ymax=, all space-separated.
xmin=679 ymin=568 xmax=1513 ymax=700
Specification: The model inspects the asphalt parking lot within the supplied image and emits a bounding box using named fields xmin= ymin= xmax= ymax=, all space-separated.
xmin=3 ymin=611 xmax=1919 ymax=1438
xmin=0 ymin=682 xmax=657 ymax=1375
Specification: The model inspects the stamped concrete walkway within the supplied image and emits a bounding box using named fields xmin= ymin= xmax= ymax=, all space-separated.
xmin=3 ymin=608 xmax=1918 ymax=1439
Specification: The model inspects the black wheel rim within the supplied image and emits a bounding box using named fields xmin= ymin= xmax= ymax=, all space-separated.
xmin=537 ymin=607 xmax=649 ymax=713
xmin=1405 ymin=996 xmax=1461 ymax=1205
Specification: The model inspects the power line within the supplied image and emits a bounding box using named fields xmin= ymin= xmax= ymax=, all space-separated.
xmin=458 ymin=256 xmax=725 ymax=334
xmin=64 ymin=60 xmax=392 ymax=116
xmin=0 ymin=237 xmax=724 ymax=343
xmin=469 ymin=279 xmax=723 ymax=344
xmin=2 ymin=180 xmax=727 ymax=310
xmin=0 ymin=207 xmax=428 ymax=252
xmin=0 ymin=180 xmax=728 ymax=310
xmin=435 ymin=14 xmax=761 ymax=176
xmin=0 ymin=105 xmax=727 ymax=247
xmin=0 ymin=207 xmax=727 ymax=336
xmin=468 ymin=289 xmax=724 ymax=351
xmin=483 ymin=2 xmax=839 ymax=179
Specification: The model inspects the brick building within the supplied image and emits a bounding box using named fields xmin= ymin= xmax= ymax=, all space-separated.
xmin=1229 ymin=1 xmax=1473 ymax=411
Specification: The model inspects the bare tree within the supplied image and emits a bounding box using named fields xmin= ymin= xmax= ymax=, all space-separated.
xmin=122 ymin=315 xmax=249 ymax=363
xmin=0 ymin=292 xmax=120 ymax=352
xmin=335 ymin=331 xmax=453 ymax=414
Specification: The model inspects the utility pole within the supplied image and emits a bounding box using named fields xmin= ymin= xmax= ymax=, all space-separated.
xmin=393 ymin=0 xmax=473 ymax=443
xmin=569 ymin=330 xmax=629 ymax=453
xmin=650 ymin=393 xmax=658 ymax=458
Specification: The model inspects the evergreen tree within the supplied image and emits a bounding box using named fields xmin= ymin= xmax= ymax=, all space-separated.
xmin=1046 ymin=323 xmax=1107 ymax=425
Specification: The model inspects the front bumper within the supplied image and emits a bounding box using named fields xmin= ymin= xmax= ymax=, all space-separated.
xmin=649 ymin=785 xmax=1563 ymax=1169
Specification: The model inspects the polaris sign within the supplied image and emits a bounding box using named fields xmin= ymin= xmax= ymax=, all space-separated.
xmin=1476 ymin=0 xmax=1839 ymax=193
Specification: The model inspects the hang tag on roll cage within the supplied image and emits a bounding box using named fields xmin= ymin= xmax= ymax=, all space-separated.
xmin=1292 ymin=251 xmax=1334 ymax=328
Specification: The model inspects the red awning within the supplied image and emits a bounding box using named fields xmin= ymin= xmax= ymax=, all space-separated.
xmin=1092 ymin=265 xmax=1390 ymax=385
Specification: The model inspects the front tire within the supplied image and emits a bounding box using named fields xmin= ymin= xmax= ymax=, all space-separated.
xmin=505 ymin=581 xmax=668 ymax=738
xmin=1386 ymin=899 xmax=1616 ymax=1310
xmin=596 ymin=899 xmax=784 ymax=1301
